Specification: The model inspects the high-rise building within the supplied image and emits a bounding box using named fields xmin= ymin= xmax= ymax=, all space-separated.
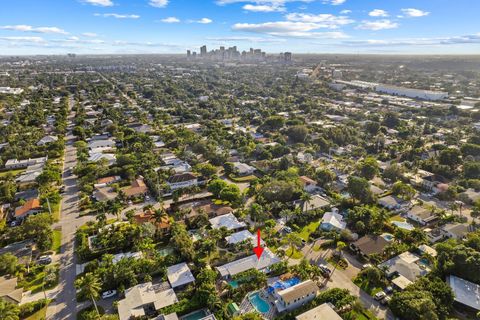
xmin=200 ymin=45 xmax=207 ymax=56
xmin=284 ymin=52 xmax=292 ymax=62
xmin=187 ymin=50 xmax=191 ymax=58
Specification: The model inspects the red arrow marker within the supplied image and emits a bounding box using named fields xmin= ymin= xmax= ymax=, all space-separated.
xmin=253 ymin=229 xmax=264 ymax=260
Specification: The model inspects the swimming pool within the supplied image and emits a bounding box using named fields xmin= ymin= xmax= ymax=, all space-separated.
xmin=181 ymin=310 xmax=208 ymax=320
xmin=381 ymin=233 xmax=394 ymax=242
xmin=267 ymin=277 xmax=300 ymax=293
xmin=249 ymin=292 xmax=270 ymax=313
xmin=229 ymin=280 xmax=239 ymax=289
xmin=392 ymin=221 xmax=414 ymax=231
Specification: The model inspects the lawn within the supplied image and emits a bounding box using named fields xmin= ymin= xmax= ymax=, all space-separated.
xmin=50 ymin=202 xmax=61 ymax=221
xmin=23 ymin=305 xmax=48 ymax=320
xmin=285 ymin=247 xmax=303 ymax=259
xmin=390 ymin=215 xmax=405 ymax=222
xmin=353 ymin=276 xmax=383 ymax=296
xmin=52 ymin=229 xmax=62 ymax=254
xmin=296 ymin=220 xmax=320 ymax=241
xmin=20 ymin=264 xmax=60 ymax=294
xmin=228 ymin=174 xmax=257 ymax=182
xmin=0 ymin=168 xmax=26 ymax=178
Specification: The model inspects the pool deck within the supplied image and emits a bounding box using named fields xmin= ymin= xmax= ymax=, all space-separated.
xmin=239 ymin=290 xmax=277 ymax=320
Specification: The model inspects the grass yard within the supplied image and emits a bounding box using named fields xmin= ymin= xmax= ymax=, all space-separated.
xmin=0 ymin=168 xmax=26 ymax=178
xmin=390 ymin=215 xmax=405 ymax=222
xmin=285 ymin=247 xmax=303 ymax=259
xmin=52 ymin=229 xmax=62 ymax=254
xmin=23 ymin=305 xmax=48 ymax=320
xmin=353 ymin=276 xmax=383 ymax=296
xmin=228 ymin=174 xmax=257 ymax=182
xmin=296 ymin=220 xmax=320 ymax=241
xmin=20 ymin=264 xmax=60 ymax=294
xmin=312 ymin=244 xmax=321 ymax=252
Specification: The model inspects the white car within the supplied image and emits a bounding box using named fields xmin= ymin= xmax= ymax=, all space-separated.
xmin=101 ymin=290 xmax=117 ymax=299
xmin=374 ymin=291 xmax=387 ymax=301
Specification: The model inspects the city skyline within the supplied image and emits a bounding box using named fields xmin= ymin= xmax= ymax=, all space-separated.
xmin=0 ymin=0 xmax=479 ymax=55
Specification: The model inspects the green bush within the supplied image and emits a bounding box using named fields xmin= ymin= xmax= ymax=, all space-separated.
xmin=19 ymin=299 xmax=51 ymax=319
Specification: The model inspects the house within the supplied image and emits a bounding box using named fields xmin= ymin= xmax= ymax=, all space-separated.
xmin=14 ymin=198 xmax=42 ymax=220
xmin=421 ymin=174 xmax=449 ymax=194
xmin=4 ymin=157 xmax=47 ymax=170
xmin=112 ymin=252 xmax=143 ymax=264
xmin=0 ymin=276 xmax=23 ymax=304
xmin=88 ymin=139 xmax=115 ymax=151
xmin=124 ymin=178 xmax=149 ymax=198
xmin=299 ymin=176 xmax=320 ymax=193
xmin=442 ymin=223 xmax=473 ymax=240
xmin=350 ymin=235 xmax=389 ymax=259
xmin=297 ymin=195 xmax=330 ymax=213
xmin=37 ymin=135 xmax=58 ymax=146
xmin=378 ymin=195 xmax=410 ymax=211
xmin=406 ymin=206 xmax=438 ymax=226
xmin=117 ymin=282 xmax=178 ymax=320
xmin=88 ymin=153 xmax=116 ymax=165
xmin=447 ymin=275 xmax=480 ymax=312
xmin=231 ymin=162 xmax=255 ymax=176
xmin=225 ymin=230 xmax=264 ymax=246
xmin=391 ymin=274 xmax=413 ymax=291
xmin=295 ymin=303 xmax=342 ymax=320
xmin=167 ymin=263 xmax=195 ymax=290
xmin=275 ymin=280 xmax=319 ymax=313
xmin=216 ymin=248 xmax=281 ymax=279
xmin=133 ymin=210 xmax=171 ymax=234
xmin=0 ymin=240 xmax=34 ymax=265
xmin=378 ymin=251 xmax=428 ymax=282
xmin=320 ymin=208 xmax=346 ymax=231
xmin=167 ymin=173 xmax=198 ymax=191
xmin=418 ymin=244 xmax=437 ymax=258
xmin=459 ymin=188 xmax=480 ymax=204
xmin=93 ymin=187 xmax=118 ymax=202
xmin=15 ymin=170 xmax=42 ymax=188
xmin=94 ymin=175 xmax=121 ymax=187
xmin=209 ymin=213 xmax=246 ymax=231
xmin=14 ymin=189 xmax=38 ymax=201
xmin=184 ymin=201 xmax=233 ymax=219
xmin=425 ymin=227 xmax=445 ymax=243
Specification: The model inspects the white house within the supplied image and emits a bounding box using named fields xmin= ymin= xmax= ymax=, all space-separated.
xmin=88 ymin=139 xmax=115 ymax=151
xmin=37 ymin=135 xmax=58 ymax=146
xmin=442 ymin=223 xmax=473 ymax=240
xmin=209 ymin=213 xmax=246 ymax=231
xmin=167 ymin=263 xmax=195 ymax=290
xmin=406 ymin=206 xmax=438 ymax=226
xmin=232 ymin=162 xmax=255 ymax=176
xmin=447 ymin=275 xmax=480 ymax=312
xmin=295 ymin=303 xmax=342 ymax=320
xmin=320 ymin=208 xmax=346 ymax=231
xmin=275 ymin=280 xmax=319 ymax=313
xmin=216 ymin=248 xmax=281 ymax=279
xmin=88 ymin=153 xmax=116 ymax=165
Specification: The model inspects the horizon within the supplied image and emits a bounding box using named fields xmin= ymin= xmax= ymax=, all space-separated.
xmin=0 ymin=0 xmax=479 ymax=55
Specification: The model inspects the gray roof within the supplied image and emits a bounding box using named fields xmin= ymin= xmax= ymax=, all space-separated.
xmin=167 ymin=263 xmax=195 ymax=288
xmin=216 ymin=248 xmax=280 ymax=277
xmin=295 ymin=303 xmax=342 ymax=320
xmin=448 ymin=275 xmax=480 ymax=311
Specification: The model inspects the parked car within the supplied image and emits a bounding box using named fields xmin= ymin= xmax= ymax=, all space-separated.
xmin=362 ymin=263 xmax=372 ymax=270
xmin=101 ymin=290 xmax=117 ymax=299
xmin=319 ymin=264 xmax=332 ymax=276
xmin=381 ymin=296 xmax=391 ymax=305
xmin=9 ymin=221 xmax=20 ymax=227
xmin=37 ymin=255 xmax=52 ymax=265
xmin=374 ymin=291 xmax=387 ymax=301
xmin=385 ymin=286 xmax=393 ymax=294
xmin=145 ymin=195 xmax=150 ymax=201
xmin=282 ymin=226 xmax=292 ymax=234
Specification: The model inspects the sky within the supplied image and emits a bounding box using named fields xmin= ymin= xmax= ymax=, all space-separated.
xmin=0 ymin=0 xmax=479 ymax=55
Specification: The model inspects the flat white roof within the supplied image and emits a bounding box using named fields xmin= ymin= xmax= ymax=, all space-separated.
xmin=209 ymin=213 xmax=246 ymax=231
xmin=225 ymin=230 xmax=264 ymax=246
xmin=216 ymin=248 xmax=280 ymax=278
xmin=167 ymin=262 xmax=195 ymax=288
xmin=295 ymin=303 xmax=342 ymax=320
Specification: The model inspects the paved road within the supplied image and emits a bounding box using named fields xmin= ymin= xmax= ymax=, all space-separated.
xmin=302 ymin=242 xmax=395 ymax=320
xmin=46 ymin=96 xmax=94 ymax=320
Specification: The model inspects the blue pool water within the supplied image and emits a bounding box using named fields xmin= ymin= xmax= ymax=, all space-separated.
xmin=392 ymin=221 xmax=415 ymax=231
xmin=181 ymin=310 xmax=208 ymax=320
xmin=381 ymin=233 xmax=394 ymax=242
xmin=267 ymin=277 xmax=301 ymax=293
xmin=229 ymin=280 xmax=239 ymax=289
xmin=249 ymin=292 xmax=271 ymax=313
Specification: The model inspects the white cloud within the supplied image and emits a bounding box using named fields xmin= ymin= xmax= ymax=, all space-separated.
xmin=83 ymin=0 xmax=113 ymax=7
xmin=0 ymin=36 xmax=45 ymax=43
xmin=160 ymin=17 xmax=180 ymax=23
xmin=357 ymin=19 xmax=398 ymax=31
xmin=191 ymin=18 xmax=213 ymax=24
xmin=94 ymin=13 xmax=140 ymax=19
xmin=149 ymin=0 xmax=169 ymax=8
xmin=340 ymin=10 xmax=351 ymax=14
xmin=323 ymin=0 xmax=346 ymax=5
xmin=285 ymin=13 xmax=354 ymax=28
xmin=82 ymin=32 xmax=98 ymax=37
xmin=369 ymin=9 xmax=388 ymax=17
xmin=206 ymin=36 xmax=287 ymax=43
xmin=0 ymin=25 xmax=68 ymax=34
xmin=342 ymin=33 xmax=480 ymax=47
xmin=401 ymin=8 xmax=430 ymax=18
xmin=232 ymin=21 xmax=348 ymax=38
xmin=243 ymin=4 xmax=285 ymax=12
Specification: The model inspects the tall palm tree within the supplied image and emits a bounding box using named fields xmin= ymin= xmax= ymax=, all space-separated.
xmin=0 ymin=300 xmax=19 ymax=320
xmin=301 ymin=192 xmax=313 ymax=211
xmin=285 ymin=233 xmax=302 ymax=260
xmin=75 ymin=273 xmax=102 ymax=316
xmin=109 ymin=201 xmax=123 ymax=221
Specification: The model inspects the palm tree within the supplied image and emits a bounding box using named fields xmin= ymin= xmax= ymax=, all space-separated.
xmin=301 ymin=192 xmax=313 ymax=211
xmin=109 ymin=201 xmax=123 ymax=221
xmin=285 ymin=233 xmax=302 ymax=259
xmin=75 ymin=273 xmax=102 ymax=316
xmin=0 ymin=300 xmax=19 ymax=320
